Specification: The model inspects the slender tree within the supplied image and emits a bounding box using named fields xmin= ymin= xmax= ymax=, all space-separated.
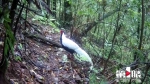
xmin=63 ymin=0 xmax=72 ymax=28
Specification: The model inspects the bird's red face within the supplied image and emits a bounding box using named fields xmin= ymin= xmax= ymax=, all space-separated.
xmin=60 ymin=30 xmax=64 ymax=35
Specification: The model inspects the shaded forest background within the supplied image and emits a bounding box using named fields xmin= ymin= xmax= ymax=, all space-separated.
xmin=0 ymin=0 xmax=150 ymax=84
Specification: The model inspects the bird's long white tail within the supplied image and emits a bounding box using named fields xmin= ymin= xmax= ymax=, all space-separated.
xmin=75 ymin=48 xmax=93 ymax=70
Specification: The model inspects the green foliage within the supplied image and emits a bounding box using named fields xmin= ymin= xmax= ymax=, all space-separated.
xmin=0 ymin=6 xmax=15 ymax=75
xmin=4 ymin=22 xmax=15 ymax=55
xmin=54 ymin=0 xmax=150 ymax=83
xmin=32 ymin=15 xmax=48 ymax=24
xmin=3 ymin=8 xmax=15 ymax=56
xmin=18 ymin=43 xmax=23 ymax=50
xmin=15 ymin=56 xmax=22 ymax=61
xmin=32 ymin=15 xmax=60 ymax=32
xmin=90 ymin=73 xmax=107 ymax=84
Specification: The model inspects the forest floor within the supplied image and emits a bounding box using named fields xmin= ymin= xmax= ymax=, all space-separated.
xmin=2 ymin=20 xmax=94 ymax=84
xmin=0 ymin=19 xmax=117 ymax=84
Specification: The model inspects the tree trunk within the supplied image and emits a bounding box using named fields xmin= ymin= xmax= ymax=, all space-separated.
xmin=52 ymin=0 xmax=56 ymax=18
xmin=0 ymin=0 xmax=18 ymax=83
xmin=0 ymin=35 xmax=9 ymax=84
xmin=64 ymin=0 xmax=72 ymax=28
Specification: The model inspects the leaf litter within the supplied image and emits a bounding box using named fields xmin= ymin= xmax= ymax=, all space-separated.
xmin=5 ymin=23 xmax=90 ymax=84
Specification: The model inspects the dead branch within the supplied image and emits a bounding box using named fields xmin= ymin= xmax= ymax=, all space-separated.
xmin=23 ymin=32 xmax=61 ymax=48
xmin=80 ymin=5 xmax=128 ymax=37
xmin=17 ymin=3 xmax=44 ymax=17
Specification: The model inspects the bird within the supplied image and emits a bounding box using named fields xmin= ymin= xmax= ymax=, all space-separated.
xmin=60 ymin=30 xmax=93 ymax=69
xmin=60 ymin=30 xmax=80 ymax=54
